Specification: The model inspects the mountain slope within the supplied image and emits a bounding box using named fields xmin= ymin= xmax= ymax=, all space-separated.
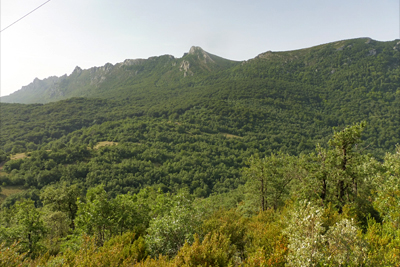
xmin=1 ymin=38 xmax=399 ymax=159
xmin=0 ymin=37 xmax=399 ymax=201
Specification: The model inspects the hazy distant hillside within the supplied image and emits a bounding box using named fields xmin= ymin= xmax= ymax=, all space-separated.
xmin=1 ymin=46 xmax=239 ymax=104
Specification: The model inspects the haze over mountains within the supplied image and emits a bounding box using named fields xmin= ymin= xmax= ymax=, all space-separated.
xmin=1 ymin=46 xmax=238 ymax=104
xmin=3 ymin=37 xmax=399 ymax=105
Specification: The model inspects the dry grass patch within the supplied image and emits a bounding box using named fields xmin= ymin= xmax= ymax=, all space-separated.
xmin=94 ymin=141 xmax=119 ymax=149
xmin=168 ymin=121 xmax=181 ymax=125
xmin=221 ymin=133 xmax=243 ymax=139
xmin=10 ymin=153 xmax=29 ymax=160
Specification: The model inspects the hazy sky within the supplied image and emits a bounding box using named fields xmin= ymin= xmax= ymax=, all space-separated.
xmin=1 ymin=0 xmax=399 ymax=97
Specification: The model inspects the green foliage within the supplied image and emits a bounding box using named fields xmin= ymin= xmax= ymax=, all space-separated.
xmin=325 ymin=218 xmax=367 ymax=266
xmin=291 ymin=122 xmax=377 ymax=215
xmin=284 ymin=201 xmax=368 ymax=266
xmin=1 ymin=39 xmax=399 ymax=163
xmin=244 ymin=210 xmax=287 ymax=266
xmin=0 ymin=199 xmax=47 ymax=257
xmin=75 ymin=185 xmax=119 ymax=245
xmin=283 ymin=201 xmax=326 ymax=266
xmin=0 ymin=242 xmax=29 ymax=267
xmin=364 ymin=218 xmax=400 ymax=266
xmin=173 ymin=233 xmax=236 ymax=267
xmin=364 ymin=145 xmax=400 ymax=265
xmin=243 ymin=153 xmax=304 ymax=211
xmin=41 ymin=182 xmax=81 ymax=229
xmin=59 ymin=233 xmax=148 ymax=267
xmin=146 ymin=191 xmax=203 ymax=257
xmin=373 ymin=145 xmax=400 ymax=226
xmin=42 ymin=210 xmax=70 ymax=254
xmin=103 ymin=233 xmax=149 ymax=263
xmin=0 ymin=149 xmax=8 ymax=162
xmin=202 ymin=209 xmax=249 ymax=257
xmin=0 ymin=188 xmax=41 ymax=209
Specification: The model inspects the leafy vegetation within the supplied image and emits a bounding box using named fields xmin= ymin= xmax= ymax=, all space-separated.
xmin=0 ymin=130 xmax=399 ymax=266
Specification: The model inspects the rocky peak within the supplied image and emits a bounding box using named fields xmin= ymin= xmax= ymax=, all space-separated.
xmin=72 ymin=66 xmax=83 ymax=75
xmin=188 ymin=46 xmax=204 ymax=55
xmin=187 ymin=46 xmax=215 ymax=65
xmin=121 ymin=59 xmax=146 ymax=66
xmin=104 ymin=63 xmax=114 ymax=72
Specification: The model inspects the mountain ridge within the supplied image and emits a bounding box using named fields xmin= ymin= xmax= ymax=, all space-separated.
xmin=2 ymin=37 xmax=399 ymax=104
xmin=4 ymin=37 xmax=398 ymax=104
xmin=1 ymin=46 xmax=238 ymax=104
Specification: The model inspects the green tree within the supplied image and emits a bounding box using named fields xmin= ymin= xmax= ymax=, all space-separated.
xmin=297 ymin=122 xmax=371 ymax=211
xmin=366 ymin=145 xmax=400 ymax=265
xmin=75 ymin=185 xmax=114 ymax=245
xmin=40 ymin=182 xmax=81 ymax=229
xmin=112 ymin=193 xmax=150 ymax=236
xmin=0 ymin=149 xmax=8 ymax=162
xmin=42 ymin=211 xmax=70 ymax=244
xmin=243 ymin=153 xmax=304 ymax=211
xmin=372 ymin=145 xmax=400 ymax=227
xmin=327 ymin=121 xmax=366 ymax=206
xmin=146 ymin=191 xmax=203 ymax=257
xmin=0 ymin=199 xmax=47 ymax=256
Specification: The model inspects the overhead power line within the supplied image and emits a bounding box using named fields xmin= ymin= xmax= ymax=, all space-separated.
xmin=1 ymin=0 xmax=52 ymax=33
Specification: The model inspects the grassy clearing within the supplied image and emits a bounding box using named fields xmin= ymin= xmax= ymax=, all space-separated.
xmin=221 ymin=133 xmax=243 ymax=139
xmin=10 ymin=153 xmax=29 ymax=160
xmin=168 ymin=121 xmax=181 ymax=125
xmin=9 ymin=150 xmax=51 ymax=161
xmin=94 ymin=141 xmax=119 ymax=149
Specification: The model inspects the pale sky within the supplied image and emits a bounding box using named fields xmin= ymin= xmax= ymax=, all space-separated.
xmin=1 ymin=0 xmax=399 ymax=97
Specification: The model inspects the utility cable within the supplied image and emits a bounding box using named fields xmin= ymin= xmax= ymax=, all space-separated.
xmin=1 ymin=0 xmax=52 ymax=33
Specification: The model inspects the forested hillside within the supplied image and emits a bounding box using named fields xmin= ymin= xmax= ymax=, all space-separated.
xmin=1 ymin=125 xmax=400 ymax=266
xmin=0 ymin=38 xmax=399 ymax=266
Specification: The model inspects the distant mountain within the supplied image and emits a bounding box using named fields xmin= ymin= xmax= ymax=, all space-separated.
xmin=2 ymin=38 xmax=400 ymax=107
xmin=1 ymin=46 xmax=239 ymax=104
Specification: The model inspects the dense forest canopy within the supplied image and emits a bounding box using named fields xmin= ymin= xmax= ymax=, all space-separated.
xmin=0 ymin=38 xmax=399 ymax=265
